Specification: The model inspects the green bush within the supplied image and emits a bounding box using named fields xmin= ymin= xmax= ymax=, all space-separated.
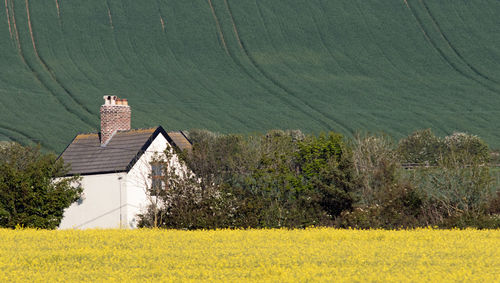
xmin=397 ymin=129 xmax=445 ymax=165
xmin=338 ymin=134 xmax=423 ymax=229
xmin=139 ymin=129 xmax=498 ymax=230
xmin=139 ymin=130 xmax=355 ymax=229
xmin=398 ymin=130 xmax=490 ymax=165
xmin=408 ymin=152 xmax=495 ymax=226
xmin=296 ymin=132 xmax=355 ymax=218
xmin=488 ymin=190 xmax=500 ymax=215
xmin=439 ymin=213 xmax=500 ymax=229
xmin=444 ymin=132 xmax=489 ymax=164
xmin=0 ymin=143 xmax=81 ymax=229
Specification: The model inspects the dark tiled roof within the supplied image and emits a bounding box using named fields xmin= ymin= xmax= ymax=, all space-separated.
xmin=60 ymin=126 xmax=191 ymax=176
xmin=168 ymin=131 xmax=192 ymax=153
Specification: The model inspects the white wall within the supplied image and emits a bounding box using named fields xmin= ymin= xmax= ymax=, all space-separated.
xmin=125 ymin=134 xmax=169 ymax=228
xmin=125 ymin=134 xmax=188 ymax=228
xmin=59 ymin=172 xmax=127 ymax=229
xmin=59 ymin=133 xmax=187 ymax=229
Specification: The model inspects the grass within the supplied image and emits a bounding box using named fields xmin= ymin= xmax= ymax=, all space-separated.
xmin=0 ymin=228 xmax=498 ymax=282
xmin=1 ymin=0 xmax=500 ymax=152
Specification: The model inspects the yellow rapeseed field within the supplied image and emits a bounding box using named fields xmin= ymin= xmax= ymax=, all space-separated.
xmin=0 ymin=228 xmax=498 ymax=282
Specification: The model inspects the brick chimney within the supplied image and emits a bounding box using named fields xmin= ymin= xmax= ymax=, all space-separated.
xmin=100 ymin=95 xmax=131 ymax=146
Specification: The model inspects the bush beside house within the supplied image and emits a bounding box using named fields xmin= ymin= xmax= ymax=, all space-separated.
xmin=0 ymin=143 xmax=81 ymax=229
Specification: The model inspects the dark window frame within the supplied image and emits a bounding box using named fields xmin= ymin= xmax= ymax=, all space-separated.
xmin=151 ymin=162 xmax=164 ymax=196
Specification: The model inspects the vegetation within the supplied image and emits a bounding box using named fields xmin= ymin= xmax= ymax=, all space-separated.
xmin=397 ymin=129 xmax=490 ymax=165
xmin=0 ymin=228 xmax=498 ymax=281
xmin=139 ymin=130 xmax=355 ymax=228
xmin=341 ymin=131 xmax=498 ymax=229
xmin=0 ymin=143 xmax=81 ymax=229
xmin=0 ymin=129 xmax=496 ymax=230
xmin=2 ymin=1 xmax=500 ymax=151
xmin=139 ymin=129 xmax=500 ymax=229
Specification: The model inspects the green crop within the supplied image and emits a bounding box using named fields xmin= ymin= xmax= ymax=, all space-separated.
xmin=1 ymin=0 xmax=500 ymax=152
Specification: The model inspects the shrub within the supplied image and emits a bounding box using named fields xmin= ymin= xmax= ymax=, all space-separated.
xmin=409 ymin=155 xmax=495 ymax=225
xmin=397 ymin=129 xmax=445 ymax=165
xmin=439 ymin=213 xmax=500 ymax=229
xmin=139 ymin=130 xmax=355 ymax=229
xmin=0 ymin=143 xmax=81 ymax=229
xmin=487 ymin=190 xmax=500 ymax=215
xmin=444 ymin=132 xmax=489 ymax=164
xmin=139 ymin=129 xmax=498 ymax=230
xmin=338 ymin=134 xmax=423 ymax=229
xmin=398 ymin=130 xmax=490 ymax=166
xmin=296 ymin=132 xmax=355 ymax=218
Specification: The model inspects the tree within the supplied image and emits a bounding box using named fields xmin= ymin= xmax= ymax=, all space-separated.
xmin=444 ymin=132 xmax=489 ymax=164
xmin=138 ymin=136 xmax=241 ymax=229
xmin=397 ymin=129 xmax=445 ymax=165
xmin=352 ymin=134 xmax=401 ymax=206
xmin=338 ymin=134 xmax=423 ymax=229
xmin=0 ymin=143 xmax=82 ymax=229
xmin=410 ymin=151 xmax=495 ymax=224
xmin=398 ymin=129 xmax=490 ymax=166
xmin=138 ymin=130 xmax=356 ymax=229
xmin=296 ymin=132 xmax=355 ymax=218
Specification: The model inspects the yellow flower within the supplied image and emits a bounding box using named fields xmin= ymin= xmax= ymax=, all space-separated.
xmin=0 ymin=228 xmax=498 ymax=282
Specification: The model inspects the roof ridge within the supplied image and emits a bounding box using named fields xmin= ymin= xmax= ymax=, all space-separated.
xmin=74 ymin=127 xmax=158 ymax=137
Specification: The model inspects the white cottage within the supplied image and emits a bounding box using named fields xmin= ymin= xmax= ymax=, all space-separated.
xmin=58 ymin=96 xmax=191 ymax=229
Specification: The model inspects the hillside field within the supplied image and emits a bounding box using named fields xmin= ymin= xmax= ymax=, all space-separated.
xmin=0 ymin=228 xmax=499 ymax=281
xmin=1 ymin=0 xmax=500 ymax=151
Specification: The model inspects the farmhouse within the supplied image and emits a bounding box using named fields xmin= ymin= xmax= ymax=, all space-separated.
xmin=58 ymin=96 xmax=191 ymax=229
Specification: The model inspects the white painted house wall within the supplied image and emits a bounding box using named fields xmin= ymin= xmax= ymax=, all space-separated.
xmin=125 ymin=134 xmax=170 ymax=228
xmin=58 ymin=172 xmax=127 ymax=229
xmin=59 ymin=133 xmax=184 ymax=229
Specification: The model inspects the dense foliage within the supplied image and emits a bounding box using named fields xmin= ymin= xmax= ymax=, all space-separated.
xmin=139 ymin=130 xmax=355 ymax=228
xmin=0 ymin=143 xmax=81 ymax=229
xmin=397 ymin=129 xmax=490 ymax=165
xmin=139 ymin=129 xmax=500 ymax=229
xmin=342 ymin=131 xmax=498 ymax=229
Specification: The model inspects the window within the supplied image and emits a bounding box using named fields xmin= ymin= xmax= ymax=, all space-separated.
xmin=151 ymin=163 xmax=164 ymax=196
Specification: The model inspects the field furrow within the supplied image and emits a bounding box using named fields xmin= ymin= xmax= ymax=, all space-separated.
xmin=405 ymin=0 xmax=499 ymax=94
xmin=25 ymin=0 xmax=95 ymax=117
xmin=4 ymin=0 xmax=12 ymax=38
xmin=419 ymin=0 xmax=500 ymax=87
xmin=207 ymin=0 xmax=229 ymax=55
xmin=1 ymin=0 xmax=500 ymax=150
xmin=224 ymin=0 xmax=352 ymax=132
xmin=8 ymin=0 xmax=95 ymax=128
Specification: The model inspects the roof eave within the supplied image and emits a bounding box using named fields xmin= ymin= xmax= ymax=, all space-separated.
xmin=64 ymin=169 xmax=128 ymax=177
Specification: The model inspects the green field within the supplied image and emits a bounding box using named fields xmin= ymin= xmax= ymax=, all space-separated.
xmin=1 ymin=0 xmax=500 ymax=151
